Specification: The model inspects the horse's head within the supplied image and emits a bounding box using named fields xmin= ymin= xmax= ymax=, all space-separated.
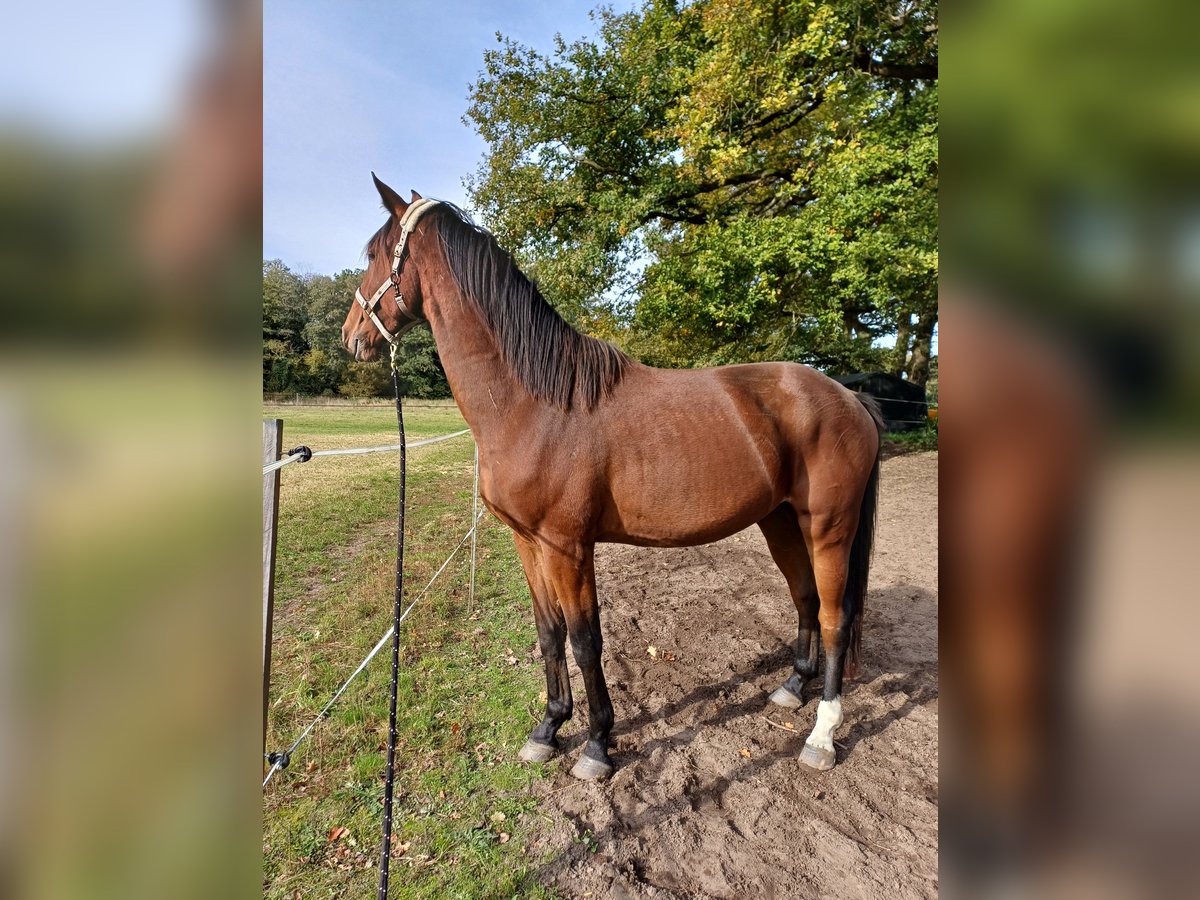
xmin=341 ymin=173 xmax=431 ymax=361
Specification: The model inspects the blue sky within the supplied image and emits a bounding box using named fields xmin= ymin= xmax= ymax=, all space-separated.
xmin=264 ymin=0 xmax=633 ymax=275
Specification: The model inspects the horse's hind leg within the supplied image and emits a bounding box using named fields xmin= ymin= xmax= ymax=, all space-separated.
xmin=801 ymin=538 xmax=854 ymax=771
xmin=758 ymin=504 xmax=820 ymax=709
xmin=512 ymin=534 xmax=572 ymax=763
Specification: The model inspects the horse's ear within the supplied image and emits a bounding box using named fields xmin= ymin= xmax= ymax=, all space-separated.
xmin=372 ymin=172 xmax=408 ymax=217
xmin=410 ymin=189 xmax=423 ymax=201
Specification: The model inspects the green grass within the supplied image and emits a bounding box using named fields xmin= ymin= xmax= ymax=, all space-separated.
xmin=263 ymin=404 xmax=559 ymax=899
xmin=884 ymin=420 xmax=939 ymax=453
xmin=263 ymin=401 xmax=466 ymax=440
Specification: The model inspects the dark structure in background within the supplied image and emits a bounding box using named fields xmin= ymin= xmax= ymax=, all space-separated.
xmin=833 ymin=372 xmax=928 ymax=431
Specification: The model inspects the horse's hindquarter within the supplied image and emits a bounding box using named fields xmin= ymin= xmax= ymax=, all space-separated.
xmin=595 ymin=363 xmax=817 ymax=547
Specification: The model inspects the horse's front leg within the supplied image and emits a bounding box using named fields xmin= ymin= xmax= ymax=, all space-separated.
xmin=513 ymin=536 xmax=572 ymax=763
xmin=540 ymin=540 xmax=614 ymax=780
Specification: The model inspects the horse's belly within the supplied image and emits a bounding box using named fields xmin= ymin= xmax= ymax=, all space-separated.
xmin=599 ymin=469 xmax=780 ymax=547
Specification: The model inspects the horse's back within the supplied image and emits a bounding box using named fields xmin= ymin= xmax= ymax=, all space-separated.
xmin=621 ymin=360 xmax=873 ymax=454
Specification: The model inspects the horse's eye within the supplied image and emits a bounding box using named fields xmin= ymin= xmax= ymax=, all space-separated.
xmin=367 ymin=252 xmax=375 ymax=262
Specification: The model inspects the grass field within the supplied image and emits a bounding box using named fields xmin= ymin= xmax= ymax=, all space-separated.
xmin=262 ymin=403 xmax=556 ymax=899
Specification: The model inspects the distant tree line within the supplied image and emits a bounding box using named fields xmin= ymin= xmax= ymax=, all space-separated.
xmin=262 ymin=260 xmax=450 ymax=398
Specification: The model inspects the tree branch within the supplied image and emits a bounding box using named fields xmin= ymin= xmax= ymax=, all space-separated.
xmin=853 ymin=52 xmax=938 ymax=80
xmin=644 ymin=208 xmax=710 ymax=226
xmin=744 ymin=89 xmax=827 ymax=139
xmin=656 ymin=170 xmax=791 ymax=208
xmin=642 ymin=169 xmax=802 ymax=227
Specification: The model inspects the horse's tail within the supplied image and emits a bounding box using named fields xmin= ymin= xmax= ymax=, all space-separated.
xmin=844 ymin=394 xmax=884 ymax=678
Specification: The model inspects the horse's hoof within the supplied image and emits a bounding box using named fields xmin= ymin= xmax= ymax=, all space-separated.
xmin=769 ymin=685 xmax=804 ymax=709
xmin=517 ymin=739 xmax=557 ymax=763
xmin=800 ymin=741 xmax=837 ymax=771
xmin=570 ymin=753 xmax=614 ymax=781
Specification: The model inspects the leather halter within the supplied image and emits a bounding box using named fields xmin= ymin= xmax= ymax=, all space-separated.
xmin=354 ymin=198 xmax=441 ymax=344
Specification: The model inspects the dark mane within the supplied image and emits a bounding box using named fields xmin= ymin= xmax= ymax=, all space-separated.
xmin=427 ymin=204 xmax=629 ymax=411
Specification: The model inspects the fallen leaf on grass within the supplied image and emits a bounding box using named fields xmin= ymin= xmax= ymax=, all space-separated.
xmin=647 ymin=645 xmax=658 ymax=658
xmin=739 ymin=748 xmax=752 ymax=759
xmin=498 ymin=832 xmax=510 ymax=844
xmin=327 ymin=826 xmax=348 ymax=842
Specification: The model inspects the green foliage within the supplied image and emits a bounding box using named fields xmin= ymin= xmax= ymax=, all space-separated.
xmin=262 ymin=261 xmax=452 ymax=398
xmin=887 ymin=418 xmax=938 ymax=452
xmin=466 ymin=0 xmax=938 ymax=378
xmin=393 ymin=328 xmax=453 ymax=398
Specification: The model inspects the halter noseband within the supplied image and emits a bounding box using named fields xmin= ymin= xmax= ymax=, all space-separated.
xmin=355 ymin=197 xmax=441 ymax=344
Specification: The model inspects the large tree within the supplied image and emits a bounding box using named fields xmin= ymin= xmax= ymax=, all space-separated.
xmin=466 ymin=0 xmax=937 ymax=381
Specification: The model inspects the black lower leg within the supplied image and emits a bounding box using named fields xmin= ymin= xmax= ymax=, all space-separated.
xmin=821 ymin=623 xmax=849 ymax=702
xmin=530 ymin=621 xmax=571 ymax=747
xmin=781 ymin=609 xmax=821 ymax=698
xmin=570 ymin=624 xmax=614 ymax=766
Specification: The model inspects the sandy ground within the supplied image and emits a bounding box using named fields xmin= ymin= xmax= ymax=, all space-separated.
xmin=522 ymin=451 xmax=938 ymax=899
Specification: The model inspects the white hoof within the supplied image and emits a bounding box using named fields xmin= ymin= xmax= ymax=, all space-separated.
xmin=769 ymin=685 xmax=804 ymax=709
xmin=570 ymin=753 xmax=614 ymax=780
xmin=800 ymin=741 xmax=837 ymax=771
xmin=517 ymin=739 xmax=556 ymax=763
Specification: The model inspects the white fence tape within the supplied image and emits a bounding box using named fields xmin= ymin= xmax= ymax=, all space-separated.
xmin=262 ymin=429 xmax=471 ymax=475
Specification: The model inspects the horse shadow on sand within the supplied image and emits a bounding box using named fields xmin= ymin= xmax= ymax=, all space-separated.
xmin=518 ymin=584 xmax=938 ymax=895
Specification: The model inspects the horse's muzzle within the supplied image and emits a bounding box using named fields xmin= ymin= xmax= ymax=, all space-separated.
xmin=347 ymin=333 xmax=378 ymax=362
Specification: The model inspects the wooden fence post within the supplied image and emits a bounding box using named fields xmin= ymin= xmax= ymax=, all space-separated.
xmin=263 ymin=419 xmax=283 ymax=760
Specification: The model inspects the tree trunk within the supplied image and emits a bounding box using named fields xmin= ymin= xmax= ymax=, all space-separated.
xmin=906 ymin=310 xmax=937 ymax=387
xmin=891 ymin=314 xmax=912 ymax=377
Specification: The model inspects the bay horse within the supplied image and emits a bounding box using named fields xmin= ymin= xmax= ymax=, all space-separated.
xmin=342 ymin=175 xmax=883 ymax=780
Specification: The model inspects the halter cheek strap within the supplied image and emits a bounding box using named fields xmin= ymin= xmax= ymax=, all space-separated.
xmin=354 ymin=197 xmax=442 ymax=344
xmin=357 ymin=276 xmax=402 ymax=343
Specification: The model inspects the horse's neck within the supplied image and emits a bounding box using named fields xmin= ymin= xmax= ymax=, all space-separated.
xmin=417 ymin=256 xmax=530 ymax=445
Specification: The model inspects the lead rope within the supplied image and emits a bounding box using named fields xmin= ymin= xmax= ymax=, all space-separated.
xmin=468 ymin=443 xmax=479 ymax=613
xmin=378 ymin=343 xmax=406 ymax=900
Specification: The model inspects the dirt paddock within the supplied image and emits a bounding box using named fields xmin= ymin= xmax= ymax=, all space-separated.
xmin=524 ymin=451 xmax=938 ymax=899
